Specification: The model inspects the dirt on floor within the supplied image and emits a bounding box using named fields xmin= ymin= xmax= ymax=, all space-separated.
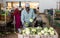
xmin=0 ymin=33 xmax=18 ymax=38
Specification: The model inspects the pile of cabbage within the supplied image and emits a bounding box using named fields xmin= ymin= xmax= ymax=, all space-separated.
xmin=21 ymin=27 xmax=55 ymax=35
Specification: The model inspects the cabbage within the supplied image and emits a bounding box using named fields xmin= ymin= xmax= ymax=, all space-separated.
xmin=38 ymin=32 xmax=42 ymax=35
xmin=25 ymin=22 xmax=28 ymax=27
xmin=36 ymin=27 xmax=42 ymax=32
xmin=44 ymin=27 xmax=48 ymax=32
xmin=25 ymin=31 xmax=30 ymax=35
xmin=25 ymin=28 xmax=30 ymax=35
xmin=41 ymin=30 xmax=45 ymax=34
xmin=50 ymin=31 xmax=55 ymax=35
xmin=49 ymin=27 xmax=54 ymax=31
xmin=31 ymin=28 xmax=36 ymax=35
xmin=44 ymin=32 xmax=49 ymax=35
xmin=31 ymin=28 xmax=36 ymax=32
xmin=29 ymin=18 xmax=33 ymax=22
xmin=22 ymin=30 xmax=26 ymax=35
xmin=36 ymin=27 xmax=42 ymax=30
xmin=48 ymin=29 xmax=52 ymax=32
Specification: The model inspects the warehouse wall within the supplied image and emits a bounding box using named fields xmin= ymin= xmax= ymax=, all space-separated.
xmin=0 ymin=0 xmax=3 ymax=3
xmin=3 ymin=0 xmax=58 ymax=13
xmin=39 ymin=0 xmax=57 ymax=13
xmin=5 ymin=0 xmax=39 ymax=2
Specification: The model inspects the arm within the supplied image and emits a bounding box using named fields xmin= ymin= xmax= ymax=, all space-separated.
xmin=32 ymin=9 xmax=36 ymax=20
xmin=21 ymin=11 xmax=25 ymax=25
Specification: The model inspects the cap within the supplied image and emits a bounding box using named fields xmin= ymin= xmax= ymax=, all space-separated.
xmin=25 ymin=3 xmax=30 ymax=7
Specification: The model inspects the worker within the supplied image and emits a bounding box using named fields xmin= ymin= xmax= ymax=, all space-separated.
xmin=13 ymin=6 xmax=22 ymax=33
xmin=21 ymin=3 xmax=36 ymax=28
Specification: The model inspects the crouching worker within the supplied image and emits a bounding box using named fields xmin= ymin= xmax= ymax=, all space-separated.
xmin=34 ymin=15 xmax=46 ymax=27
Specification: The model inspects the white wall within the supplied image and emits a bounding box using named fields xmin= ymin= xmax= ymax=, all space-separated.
xmin=5 ymin=0 xmax=39 ymax=2
xmin=39 ymin=0 xmax=57 ymax=13
xmin=0 ymin=0 xmax=3 ymax=3
xmin=3 ymin=0 xmax=58 ymax=13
